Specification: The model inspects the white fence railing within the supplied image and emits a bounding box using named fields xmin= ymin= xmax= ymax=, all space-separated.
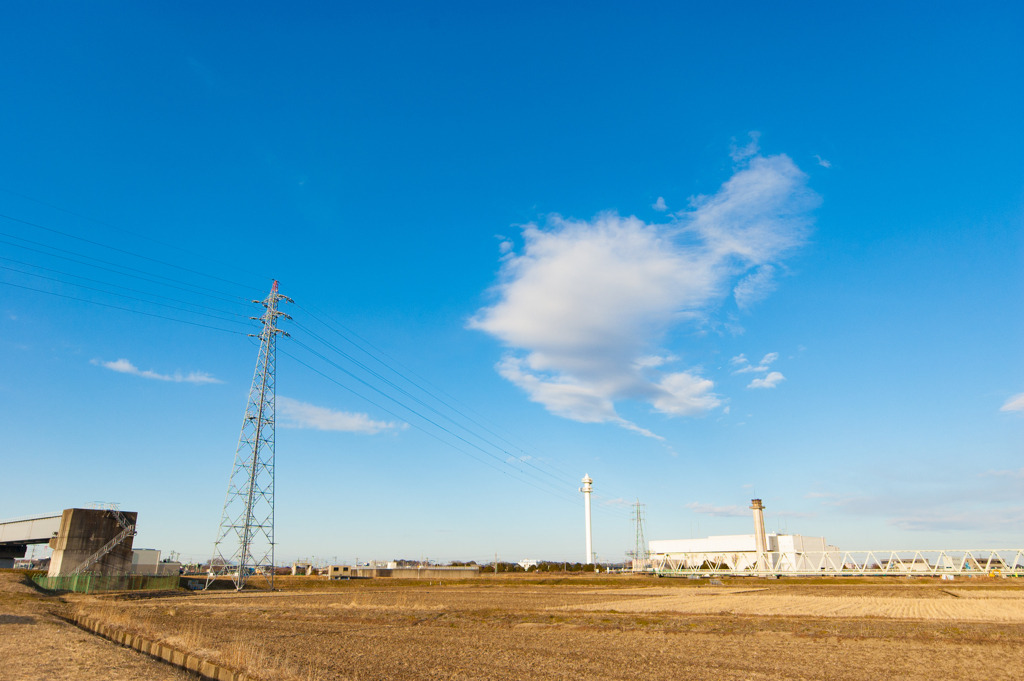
xmin=642 ymin=549 xmax=1024 ymax=577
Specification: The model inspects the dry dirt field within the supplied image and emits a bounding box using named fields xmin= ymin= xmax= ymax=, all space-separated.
xmin=0 ymin=571 xmax=195 ymax=680
xmin=5 ymin=570 xmax=1024 ymax=680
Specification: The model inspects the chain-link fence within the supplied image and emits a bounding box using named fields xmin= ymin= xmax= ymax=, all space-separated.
xmin=32 ymin=573 xmax=179 ymax=593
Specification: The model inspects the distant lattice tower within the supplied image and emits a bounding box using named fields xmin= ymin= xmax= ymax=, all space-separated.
xmin=207 ymin=281 xmax=292 ymax=591
xmin=630 ymin=499 xmax=648 ymax=572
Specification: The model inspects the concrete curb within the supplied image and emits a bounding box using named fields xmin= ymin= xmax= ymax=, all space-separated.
xmin=73 ymin=613 xmax=251 ymax=681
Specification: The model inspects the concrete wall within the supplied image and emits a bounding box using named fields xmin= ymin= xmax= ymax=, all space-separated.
xmin=48 ymin=509 xmax=137 ymax=576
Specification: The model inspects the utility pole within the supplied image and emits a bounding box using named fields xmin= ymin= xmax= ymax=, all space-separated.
xmin=207 ymin=281 xmax=292 ymax=591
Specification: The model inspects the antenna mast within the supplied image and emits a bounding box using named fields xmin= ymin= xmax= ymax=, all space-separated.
xmin=207 ymin=281 xmax=292 ymax=591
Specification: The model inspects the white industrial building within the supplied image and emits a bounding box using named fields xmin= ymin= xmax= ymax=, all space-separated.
xmin=649 ymin=533 xmax=843 ymax=572
xmin=646 ymin=499 xmax=843 ymax=574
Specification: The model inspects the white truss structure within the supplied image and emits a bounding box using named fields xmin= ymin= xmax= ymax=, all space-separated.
xmin=646 ymin=549 xmax=1024 ymax=577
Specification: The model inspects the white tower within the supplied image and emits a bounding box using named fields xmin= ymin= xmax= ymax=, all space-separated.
xmin=580 ymin=474 xmax=594 ymax=564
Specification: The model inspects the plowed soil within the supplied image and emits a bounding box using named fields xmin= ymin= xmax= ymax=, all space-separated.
xmin=0 ymin=571 xmax=195 ymax=681
xmin=8 ymin=571 xmax=1024 ymax=680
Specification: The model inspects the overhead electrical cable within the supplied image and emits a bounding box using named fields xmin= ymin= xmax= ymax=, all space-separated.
xmin=0 ymin=260 xmax=255 ymax=318
xmin=288 ymin=324 xmax=593 ymax=501
xmin=0 ymin=186 xmax=272 ymax=281
xmin=299 ymin=302 xmax=542 ymax=453
xmin=0 ymin=212 xmax=264 ymax=292
xmin=0 ymin=280 xmax=247 ymax=335
xmin=289 ymin=319 xmax=572 ymax=484
xmin=278 ymin=344 xmax=586 ymax=509
xmin=0 ymin=266 xmax=258 ymax=326
xmin=295 ymin=302 xmax=637 ymax=505
xmin=284 ymin=336 xmax=601 ymax=509
xmin=0 ymin=236 xmax=253 ymax=302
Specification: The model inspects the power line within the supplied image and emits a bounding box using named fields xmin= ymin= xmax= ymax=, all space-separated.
xmin=0 ymin=280 xmax=247 ymax=335
xmin=290 ymin=318 xmax=577 ymax=488
xmin=285 ymin=335 xmax=594 ymax=507
xmin=0 ymin=212 xmax=264 ymax=292
xmin=0 ymin=186 xmax=272 ymax=281
xmin=0 ymin=260 xmax=254 ymax=319
xmin=0 ymin=266 xmax=256 ymax=326
xmin=295 ymin=302 xmax=636 ymax=504
xmin=278 ymin=344 xmax=586 ymax=509
xmin=0 ymin=235 xmax=253 ymax=302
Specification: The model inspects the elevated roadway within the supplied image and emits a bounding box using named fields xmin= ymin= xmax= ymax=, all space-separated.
xmin=0 ymin=513 xmax=61 ymax=567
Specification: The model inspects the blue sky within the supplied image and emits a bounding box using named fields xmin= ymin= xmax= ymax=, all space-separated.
xmin=1 ymin=2 xmax=1021 ymax=565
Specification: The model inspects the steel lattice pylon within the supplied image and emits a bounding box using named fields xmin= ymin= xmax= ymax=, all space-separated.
xmin=207 ymin=281 xmax=292 ymax=591
xmin=630 ymin=499 xmax=648 ymax=573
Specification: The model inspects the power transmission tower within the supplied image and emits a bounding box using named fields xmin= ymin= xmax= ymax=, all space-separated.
xmin=207 ymin=281 xmax=292 ymax=591
xmin=630 ymin=499 xmax=648 ymax=573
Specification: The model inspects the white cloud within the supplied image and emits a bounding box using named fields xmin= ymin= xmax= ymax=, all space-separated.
xmin=733 ymin=264 xmax=778 ymax=309
xmin=723 ymin=406 xmax=730 ymax=414
xmin=470 ymin=147 xmax=817 ymax=435
xmin=730 ymin=131 xmax=761 ymax=162
xmin=814 ymin=155 xmax=832 ymax=168
xmin=652 ymin=196 xmax=668 ymax=211
xmin=1000 ymin=393 xmax=1024 ymax=412
xmin=888 ymin=509 xmax=1023 ymax=532
xmin=91 ymin=358 xmax=221 ymax=384
xmin=981 ymin=467 xmax=1024 ymax=478
xmin=685 ymin=502 xmax=748 ymax=517
xmin=731 ymin=351 xmax=779 ymax=374
xmin=747 ymin=371 xmax=785 ymax=389
xmin=277 ymin=396 xmax=398 ymax=434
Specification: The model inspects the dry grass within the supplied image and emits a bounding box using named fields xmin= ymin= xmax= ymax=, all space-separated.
xmin=61 ymin=575 xmax=1024 ymax=680
xmin=565 ymin=587 xmax=1024 ymax=620
xmin=0 ymin=570 xmax=196 ymax=681
xmin=7 ymin=570 xmax=1024 ymax=680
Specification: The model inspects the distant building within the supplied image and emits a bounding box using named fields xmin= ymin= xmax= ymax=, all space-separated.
xmin=649 ymin=533 xmax=842 ymax=573
xmin=130 ymin=549 xmax=181 ymax=575
xmin=518 ymin=559 xmax=539 ymax=569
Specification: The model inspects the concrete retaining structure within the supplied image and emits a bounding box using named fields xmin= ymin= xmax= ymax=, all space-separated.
xmin=49 ymin=509 xmax=137 ymax=576
xmin=73 ymin=613 xmax=251 ymax=681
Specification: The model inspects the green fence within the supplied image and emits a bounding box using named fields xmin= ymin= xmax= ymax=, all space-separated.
xmin=32 ymin=573 xmax=180 ymax=594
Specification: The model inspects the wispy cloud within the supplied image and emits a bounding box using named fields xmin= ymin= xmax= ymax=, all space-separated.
xmin=470 ymin=140 xmax=818 ymax=436
xmin=685 ymin=502 xmax=749 ymax=517
xmin=814 ymin=154 xmax=832 ymax=168
xmin=91 ymin=358 xmax=221 ymax=384
xmin=888 ymin=509 xmax=1023 ymax=532
xmin=981 ymin=467 xmax=1024 ymax=479
xmin=804 ymin=491 xmax=837 ymax=499
xmin=747 ymin=371 xmax=785 ymax=389
xmin=1000 ymin=393 xmax=1024 ymax=412
xmin=733 ymin=265 xmax=778 ymax=309
xmin=278 ymin=397 xmax=399 ymax=434
xmin=730 ymin=131 xmax=761 ymax=162
xmin=652 ymin=196 xmax=668 ymax=212
xmin=731 ymin=352 xmax=779 ymax=374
